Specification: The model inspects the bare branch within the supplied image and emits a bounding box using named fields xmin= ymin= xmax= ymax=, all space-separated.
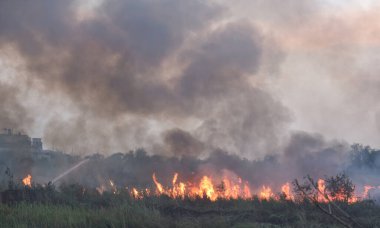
xmin=294 ymin=179 xmax=353 ymax=228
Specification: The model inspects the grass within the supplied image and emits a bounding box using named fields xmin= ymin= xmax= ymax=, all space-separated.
xmin=1 ymin=185 xmax=380 ymax=227
xmin=0 ymin=203 xmax=167 ymax=228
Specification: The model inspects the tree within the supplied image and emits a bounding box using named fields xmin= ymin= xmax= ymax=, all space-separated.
xmin=325 ymin=173 xmax=355 ymax=203
xmin=293 ymin=174 xmax=362 ymax=228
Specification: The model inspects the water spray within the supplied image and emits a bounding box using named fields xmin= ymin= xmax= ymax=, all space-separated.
xmin=51 ymin=159 xmax=90 ymax=184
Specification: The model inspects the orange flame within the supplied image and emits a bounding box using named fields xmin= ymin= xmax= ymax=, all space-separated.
xmin=281 ymin=182 xmax=294 ymax=200
xmin=172 ymin=173 xmax=178 ymax=186
xmin=317 ymin=179 xmax=329 ymax=202
xmin=243 ymin=182 xmax=252 ymax=199
xmin=153 ymin=173 xmax=164 ymax=194
xmin=172 ymin=174 xmax=186 ymax=198
xmin=95 ymin=172 xmax=374 ymax=204
xmin=148 ymin=173 xmax=256 ymax=201
xmin=259 ymin=186 xmax=274 ymax=200
xmin=363 ymin=185 xmax=375 ymax=199
xmin=131 ymin=187 xmax=142 ymax=199
xmin=22 ymin=174 xmax=32 ymax=187
xmin=348 ymin=195 xmax=358 ymax=204
xmin=198 ymin=176 xmax=217 ymax=201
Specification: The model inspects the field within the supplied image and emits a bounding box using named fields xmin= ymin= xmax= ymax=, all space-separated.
xmin=1 ymin=184 xmax=380 ymax=228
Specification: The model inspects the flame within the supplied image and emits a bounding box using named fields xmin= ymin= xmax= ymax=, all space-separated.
xmin=153 ymin=173 xmax=164 ymax=194
xmin=317 ymin=179 xmax=329 ymax=202
xmin=243 ymin=182 xmax=252 ymax=199
xmin=198 ymin=176 xmax=217 ymax=201
xmin=315 ymin=179 xmax=358 ymax=204
xmin=281 ymin=182 xmax=294 ymax=200
xmin=172 ymin=173 xmax=178 ymax=186
xmin=22 ymin=174 xmax=32 ymax=187
xmin=222 ymin=178 xmax=232 ymax=198
xmin=148 ymin=173 xmax=291 ymax=201
xmin=149 ymin=173 xmax=255 ymax=201
xmin=179 ymin=182 xmax=186 ymax=198
xmin=232 ymin=183 xmax=241 ymax=199
xmin=259 ymin=186 xmax=274 ymax=200
xmin=348 ymin=195 xmax=358 ymax=204
xmin=169 ymin=173 xmax=187 ymax=199
xmin=131 ymin=187 xmax=142 ymax=199
xmin=363 ymin=185 xmax=375 ymax=199
xmin=94 ymin=172 xmax=376 ymax=204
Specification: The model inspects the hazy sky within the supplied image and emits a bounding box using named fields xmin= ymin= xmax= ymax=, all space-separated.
xmin=0 ymin=0 xmax=379 ymax=157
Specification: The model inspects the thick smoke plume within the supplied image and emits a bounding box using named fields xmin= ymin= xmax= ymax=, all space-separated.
xmin=0 ymin=0 xmax=291 ymax=157
xmin=27 ymin=131 xmax=380 ymax=196
xmin=1 ymin=1 xmax=380 ymax=196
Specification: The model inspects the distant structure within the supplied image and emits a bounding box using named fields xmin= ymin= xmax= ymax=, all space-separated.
xmin=31 ymin=138 xmax=43 ymax=152
xmin=0 ymin=128 xmax=42 ymax=179
xmin=0 ymin=128 xmax=32 ymax=152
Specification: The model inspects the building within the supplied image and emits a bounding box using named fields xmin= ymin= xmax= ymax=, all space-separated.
xmin=31 ymin=138 xmax=43 ymax=152
xmin=0 ymin=129 xmax=32 ymax=151
xmin=0 ymin=129 xmax=34 ymax=180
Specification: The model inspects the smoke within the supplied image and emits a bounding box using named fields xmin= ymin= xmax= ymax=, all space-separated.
xmin=0 ymin=83 xmax=32 ymax=130
xmin=1 ymin=0 xmax=380 ymax=200
xmin=162 ymin=128 xmax=205 ymax=157
xmin=280 ymin=132 xmax=350 ymax=180
xmin=40 ymin=131 xmax=353 ymax=191
xmin=0 ymin=0 xmax=379 ymax=168
xmin=0 ymin=0 xmax=291 ymax=158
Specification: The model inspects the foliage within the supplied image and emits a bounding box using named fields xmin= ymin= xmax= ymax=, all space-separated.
xmin=0 ymin=182 xmax=379 ymax=227
xmin=325 ymin=173 xmax=355 ymax=203
xmin=349 ymin=144 xmax=380 ymax=169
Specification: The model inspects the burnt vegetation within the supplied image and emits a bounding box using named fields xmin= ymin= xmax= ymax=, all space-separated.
xmin=0 ymin=179 xmax=379 ymax=227
xmin=1 ymin=145 xmax=380 ymax=227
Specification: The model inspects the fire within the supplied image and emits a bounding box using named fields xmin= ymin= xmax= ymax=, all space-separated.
xmin=148 ymin=174 xmax=366 ymax=202
xmin=95 ymin=172 xmax=378 ymax=204
xmin=172 ymin=173 xmax=178 ymax=186
xmin=150 ymin=173 xmax=256 ymax=201
xmin=259 ymin=186 xmax=274 ymax=200
xmin=222 ymin=178 xmax=231 ymax=198
xmin=177 ymin=182 xmax=186 ymax=199
xmin=198 ymin=176 xmax=217 ymax=201
xmin=348 ymin=195 xmax=358 ymax=204
xmin=281 ymin=182 xmax=294 ymax=200
xmin=170 ymin=173 xmax=187 ymax=198
xmin=363 ymin=185 xmax=375 ymax=198
xmin=132 ymin=187 xmax=142 ymax=199
xmin=22 ymin=174 xmax=32 ymax=187
xmin=172 ymin=182 xmax=186 ymax=199
xmin=317 ymin=179 xmax=329 ymax=203
xmin=243 ymin=182 xmax=252 ymax=199
xmin=315 ymin=179 xmax=358 ymax=204
xmin=153 ymin=173 xmax=164 ymax=194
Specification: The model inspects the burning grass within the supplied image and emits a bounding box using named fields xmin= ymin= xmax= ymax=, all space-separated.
xmin=4 ymin=157 xmax=380 ymax=227
xmin=91 ymin=172 xmax=366 ymax=205
xmin=1 ymin=181 xmax=380 ymax=228
xmin=1 ymin=192 xmax=380 ymax=228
